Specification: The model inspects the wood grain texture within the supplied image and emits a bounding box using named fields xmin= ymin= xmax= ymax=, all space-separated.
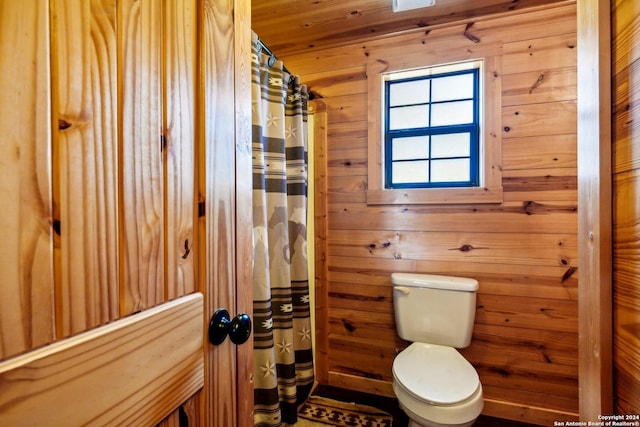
xmin=328 ymin=201 xmax=577 ymax=234
xmin=119 ymin=0 xmax=165 ymax=314
xmin=612 ymin=0 xmax=640 ymax=77
xmin=283 ymin=4 xmax=580 ymax=424
xmin=2 ymin=1 xmax=234 ymax=425
xmin=502 ymin=33 xmax=577 ymax=75
xmin=252 ymin=0 xmax=571 ymax=55
xmin=613 ymin=58 xmax=640 ymax=174
xmin=164 ymin=0 xmax=197 ymax=300
xmin=365 ymin=51 xmax=504 ymax=206
xmin=503 ymin=135 xmax=577 ymax=170
xmin=577 ymin=0 xmax=613 ymax=419
xmin=233 ymin=0 xmax=255 ymax=425
xmin=0 ymin=293 xmax=204 ymax=427
xmin=612 ymin=0 xmax=640 ymax=415
xmin=312 ymin=103 xmax=330 ymax=384
xmin=52 ymin=0 xmax=120 ymax=336
xmin=201 ymin=0 xmax=240 ymax=425
xmin=0 ymin=0 xmax=55 ymax=359
xmin=502 ymin=67 xmax=577 ymax=107
xmin=261 ymin=1 xmax=577 ymax=77
xmin=156 ymin=393 xmax=201 ymax=427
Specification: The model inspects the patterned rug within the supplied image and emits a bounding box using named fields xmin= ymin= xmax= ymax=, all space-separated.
xmin=297 ymin=395 xmax=393 ymax=427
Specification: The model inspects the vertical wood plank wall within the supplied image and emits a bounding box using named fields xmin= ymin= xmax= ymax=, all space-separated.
xmin=284 ymin=4 xmax=579 ymax=425
xmin=612 ymin=0 xmax=640 ymax=416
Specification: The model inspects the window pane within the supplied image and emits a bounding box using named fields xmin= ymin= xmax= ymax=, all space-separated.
xmin=392 ymin=136 xmax=429 ymax=160
xmin=431 ymin=100 xmax=473 ymax=126
xmin=431 ymin=73 xmax=474 ymax=102
xmin=392 ymin=160 xmax=429 ymax=184
xmin=431 ymin=133 xmax=470 ymax=158
xmin=389 ymin=105 xmax=429 ymax=130
xmin=389 ymin=80 xmax=430 ymax=106
xmin=431 ymin=159 xmax=470 ymax=182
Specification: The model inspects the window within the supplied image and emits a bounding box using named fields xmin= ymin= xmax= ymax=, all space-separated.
xmin=366 ymin=54 xmax=503 ymax=205
xmin=384 ymin=65 xmax=480 ymax=189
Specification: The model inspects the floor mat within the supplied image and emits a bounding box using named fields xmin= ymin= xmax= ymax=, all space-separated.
xmin=297 ymin=395 xmax=393 ymax=426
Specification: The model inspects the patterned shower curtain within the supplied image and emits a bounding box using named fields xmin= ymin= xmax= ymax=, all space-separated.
xmin=251 ymin=32 xmax=314 ymax=427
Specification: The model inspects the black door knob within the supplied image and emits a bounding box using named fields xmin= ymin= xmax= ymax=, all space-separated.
xmin=208 ymin=309 xmax=252 ymax=345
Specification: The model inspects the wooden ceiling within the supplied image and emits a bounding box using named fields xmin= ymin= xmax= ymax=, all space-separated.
xmin=252 ymin=0 xmax=570 ymax=56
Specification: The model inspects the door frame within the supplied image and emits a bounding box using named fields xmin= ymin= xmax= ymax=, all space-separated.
xmin=198 ymin=0 xmax=253 ymax=425
xmin=576 ymin=0 xmax=613 ymax=419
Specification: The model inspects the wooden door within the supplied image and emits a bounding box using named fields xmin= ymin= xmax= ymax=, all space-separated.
xmin=201 ymin=0 xmax=254 ymax=425
xmin=0 ymin=0 xmax=252 ymax=426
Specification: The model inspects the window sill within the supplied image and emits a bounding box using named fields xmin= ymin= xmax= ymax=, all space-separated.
xmin=366 ymin=186 xmax=503 ymax=205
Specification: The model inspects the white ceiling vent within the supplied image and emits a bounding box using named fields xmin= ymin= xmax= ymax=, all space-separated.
xmin=393 ymin=0 xmax=436 ymax=12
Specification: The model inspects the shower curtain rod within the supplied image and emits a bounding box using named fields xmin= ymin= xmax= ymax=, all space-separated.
xmin=257 ymin=38 xmax=292 ymax=75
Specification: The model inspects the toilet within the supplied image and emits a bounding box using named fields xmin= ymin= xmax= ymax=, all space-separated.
xmin=391 ymin=273 xmax=484 ymax=427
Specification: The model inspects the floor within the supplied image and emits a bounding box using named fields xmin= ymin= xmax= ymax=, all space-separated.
xmin=311 ymin=384 xmax=540 ymax=427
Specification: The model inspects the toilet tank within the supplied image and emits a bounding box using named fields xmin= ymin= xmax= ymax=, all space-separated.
xmin=391 ymin=273 xmax=479 ymax=348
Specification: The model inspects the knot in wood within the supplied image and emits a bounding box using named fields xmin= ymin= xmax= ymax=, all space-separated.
xmin=58 ymin=119 xmax=72 ymax=130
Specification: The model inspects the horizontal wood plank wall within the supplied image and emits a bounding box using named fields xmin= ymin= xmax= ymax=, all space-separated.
xmin=612 ymin=0 xmax=640 ymax=416
xmin=284 ymin=3 xmax=579 ymax=424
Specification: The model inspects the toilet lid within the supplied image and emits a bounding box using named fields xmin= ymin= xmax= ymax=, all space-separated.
xmin=393 ymin=343 xmax=480 ymax=405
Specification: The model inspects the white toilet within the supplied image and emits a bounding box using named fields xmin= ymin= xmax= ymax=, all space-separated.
xmin=391 ymin=273 xmax=484 ymax=427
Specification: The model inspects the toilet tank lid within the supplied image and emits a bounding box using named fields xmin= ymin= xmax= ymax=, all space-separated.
xmin=391 ymin=273 xmax=478 ymax=292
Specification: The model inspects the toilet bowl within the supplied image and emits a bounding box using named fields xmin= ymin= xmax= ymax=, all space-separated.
xmin=390 ymin=273 xmax=484 ymax=427
xmin=392 ymin=342 xmax=483 ymax=427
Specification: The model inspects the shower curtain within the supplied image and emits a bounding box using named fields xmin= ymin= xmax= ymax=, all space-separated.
xmin=251 ymin=32 xmax=314 ymax=427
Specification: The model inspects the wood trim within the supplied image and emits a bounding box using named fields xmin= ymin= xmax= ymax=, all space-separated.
xmin=365 ymin=47 xmax=504 ymax=206
xmin=328 ymin=373 xmax=581 ymax=424
xmin=483 ymin=398 xmax=578 ymax=425
xmin=200 ymin=0 xmax=243 ymax=425
xmin=195 ymin=1 xmax=206 ymax=424
xmin=311 ymin=101 xmax=330 ymax=384
xmin=366 ymin=187 xmax=504 ymax=205
xmin=327 ymin=372 xmax=394 ymax=397
xmin=366 ymin=59 xmax=384 ymax=193
xmin=576 ymin=0 xmax=613 ymax=419
xmin=234 ymin=0 xmax=254 ymax=424
xmin=0 ymin=293 xmax=204 ymax=427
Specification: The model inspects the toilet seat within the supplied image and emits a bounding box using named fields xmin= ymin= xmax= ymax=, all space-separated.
xmin=393 ymin=342 xmax=480 ymax=405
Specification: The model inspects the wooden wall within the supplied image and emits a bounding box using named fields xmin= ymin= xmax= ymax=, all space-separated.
xmin=286 ymin=3 xmax=579 ymax=425
xmin=612 ymin=0 xmax=640 ymax=416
